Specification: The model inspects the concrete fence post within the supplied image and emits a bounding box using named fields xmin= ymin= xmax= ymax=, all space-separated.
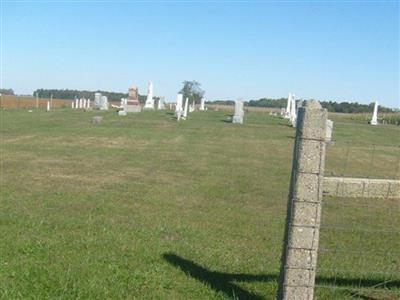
xmin=277 ymin=100 xmax=328 ymax=300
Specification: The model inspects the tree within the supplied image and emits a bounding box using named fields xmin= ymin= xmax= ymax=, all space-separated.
xmin=0 ymin=89 xmax=14 ymax=95
xmin=179 ymin=81 xmax=205 ymax=104
xmin=32 ymin=89 xmax=130 ymax=101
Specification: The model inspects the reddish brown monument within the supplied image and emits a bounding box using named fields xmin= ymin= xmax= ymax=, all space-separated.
xmin=125 ymin=84 xmax=141 ymax=113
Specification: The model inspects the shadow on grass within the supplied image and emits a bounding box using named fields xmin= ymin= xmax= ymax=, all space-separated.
xmin=163 ymin=253 xmax=400 ymax=300
xmin=163 ymin=253 xmax=271 ymax=299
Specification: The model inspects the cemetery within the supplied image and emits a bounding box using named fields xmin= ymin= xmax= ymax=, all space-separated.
xmin=1 ymin=92 xmax=399 ymax=299
xmin=2 ymin=2 xmax=399 ymax=299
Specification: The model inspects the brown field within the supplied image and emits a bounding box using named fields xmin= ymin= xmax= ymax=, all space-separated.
xmin=0 ymin=95 xmax=121 ymax=109
xmin=0 ymin=95 xmax=72 ymax=109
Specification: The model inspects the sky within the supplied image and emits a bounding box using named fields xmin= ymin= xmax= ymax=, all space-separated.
xmin=1 ymin=1 xmax=399 ymax=107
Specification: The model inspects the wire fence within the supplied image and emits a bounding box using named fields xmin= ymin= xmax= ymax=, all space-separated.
xmin=315 ymin=142 xmax=400 ymax=299
xmin=278 ymin=103 xmax=400 ymax=300
xmin=325 ymin=141 xmax=400 ymax=180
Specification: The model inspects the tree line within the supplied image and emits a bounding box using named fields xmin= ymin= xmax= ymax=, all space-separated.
xmin=210 ymin=98 xmax=395 ymax=113
xmin=7 ymin=86 xmax=397 ymax=113
xmin=0 ymin=89 xmax=15 ymax=95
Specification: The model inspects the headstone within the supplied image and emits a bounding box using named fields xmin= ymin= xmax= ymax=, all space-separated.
xmin=326 ymin=119 xmax=334 ymax=143
xmin=200 ymin=97 xmax=205 ymax=111
xmin=87 ymin=99 xmax=91 ymax=108
xmin=290 ymin=95 xmax=297 ymax=127
xmin=284 ymin=93 xmax=292 ymax=119
xmin=157 ymin=97 xmax=165 ymax=110
xmin=46 ymin=101 xmax=50 ymax=112
xmin=94 ymin=92 xmax=102 ymax=109
xmin=182 ymin=97 xmax=189 ymax=119
xmin=144 ymin=81 xmax=154 ymax=110
xmin=370 ymin=101 xmax=378 ymax=125
xmin=125 ymin=85 xmax=141 ymax=113
xmin=79 ymin=98 xmax=83 ymax=109
xmin=232 ymin=99 xmax=244 ymax=124
xmin=118 ymin=110 xmax=127 ymax=116
xmin=71 ymin=102 xmax=74 ymax=109
xmin=75 ymin=98 xmax=79 ymax=109
xmin=83 ymin=98 xmax=87 ymax=109
xmin=175 ymin=94 xmax=183 ymax=120
xmin=100 ymin=96 xmax=108 ymax=110
xmin=92 ymin=116 xmax=103 ymax=124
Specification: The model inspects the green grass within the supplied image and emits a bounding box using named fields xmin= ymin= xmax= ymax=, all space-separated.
xmin=1 ymin=108 xmax=399 ymax=299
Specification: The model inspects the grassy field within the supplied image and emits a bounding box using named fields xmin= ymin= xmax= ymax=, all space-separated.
xmin=1 ymin=108 xmax=399 ymax=299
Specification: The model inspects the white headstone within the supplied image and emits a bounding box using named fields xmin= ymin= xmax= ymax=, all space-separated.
xmin=200 ymin=97 xmax=205 ymax=111
xmin=71 ymin=102 xmax=74 ymax=109
xmin=83 ymin=98 xmax=87 ymax=109
xmin=182 ymin=97 xmax=189 ymax=119
xmin=157 ymin=98 xmax=165 ymax=110
xmin=46 ymin=101 xmax=50 ymax=112
xmin=87 ymin=99 xmax=91 ymax=108
xmin=371 ymin=101 xmax=378 ymax=125
xmin=118 ymin=110 xmax=127 ymax=116
xmin=326 ymin=119 xmax=334 ymax=143
xmin=144 ymin=81 xmax=154 ymax=109
xmin=290 ymin=95 xmax=297 ymax=127
xmin=100 ymin=96 xmax=108 ymax=110
xmin=232 ymin=99 xmax=244 ymax=124
xmin=175 ymin=94 xmax=183 ymax=120
xmin=94 ymin=92 xmax=102 ymax=109
xmin=285 ymin=93 xmax=292 ymax=119
xmin=75 ymin=98 xmax=79 ymax=109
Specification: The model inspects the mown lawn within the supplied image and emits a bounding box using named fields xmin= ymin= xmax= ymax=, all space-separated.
xmin=1 ymin=108 xmax=399 ymax=299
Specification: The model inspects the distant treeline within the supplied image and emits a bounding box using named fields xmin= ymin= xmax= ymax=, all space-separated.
xmin=33 ymin=89 xmax=148 ymax=103
xmin=0 ymin=89 xmax=15 ymax=95
xmin=210 ymin=98 xmax=395 ymax=113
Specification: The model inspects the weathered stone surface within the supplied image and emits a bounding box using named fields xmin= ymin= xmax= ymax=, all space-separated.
xmin=291 ymin=201 xmax=320 ymax=226
xmin=91 ymin=116 xmax=103 ymax=124
xmin=284 ymin=286 xmax=313 ymax=300
xmin=128 ymin=85 xmax=138 ymax=100
xmin=284 ymin=268 xmax=312 ymax=287
xmin=288 ymin=227 xmax=319 ymax=250
xmin=232 ymin=100 xmax=244 ymax=124
xmin=118 ymin=110 xmax=127 ymax=116
xmin=125 ymin=85 xmax=141 ymax=113
xmin=286 ymin=248 xmax=318 ymax=269
xmin=296 ymin=140 xmax=323 ymax=174
xmin=326 ymin=119 xmax=333 ymax=143
xmin=323 ymin=177 xmax=400 ymax=199
xmin=278 ymin=100 xmax=327 ymax=300
xmin=295 ymin=173 xmax=322 ymax=201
